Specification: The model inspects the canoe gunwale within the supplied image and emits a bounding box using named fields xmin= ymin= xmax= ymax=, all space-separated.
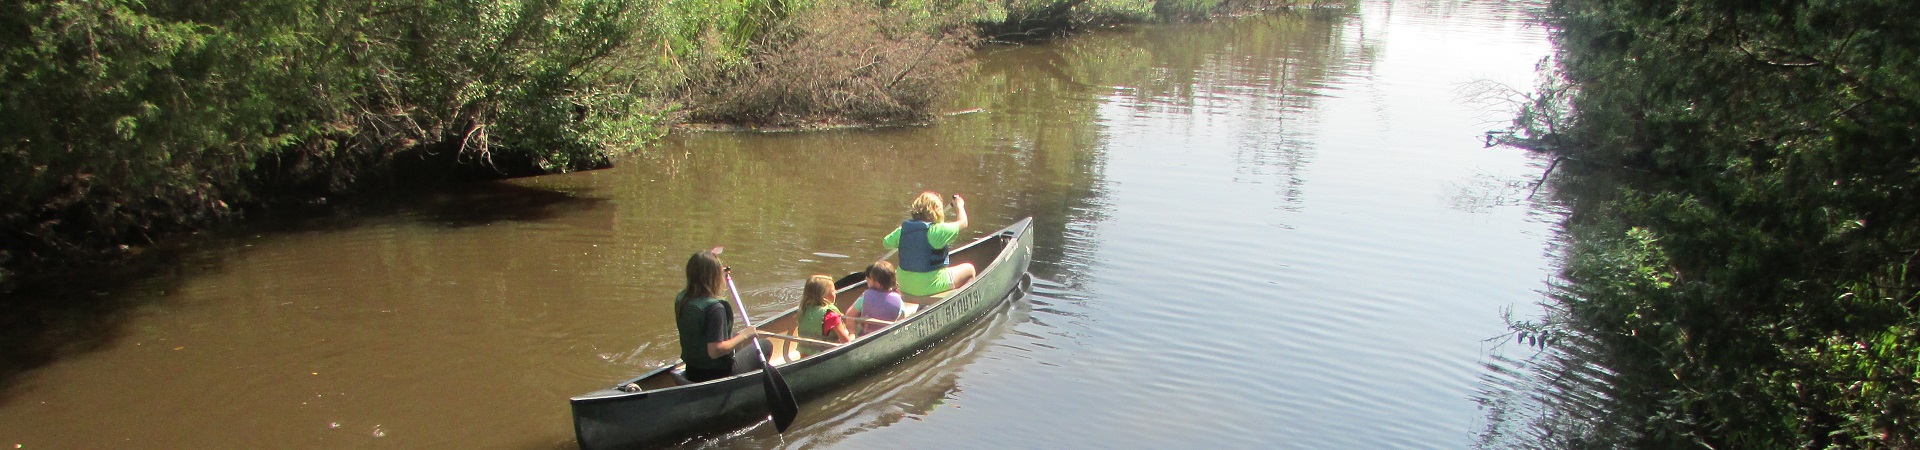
xmin=569 ymin=218 xmax=1034 ymax=448
xmin=572 ymin=219 xmax=1024 ymax=403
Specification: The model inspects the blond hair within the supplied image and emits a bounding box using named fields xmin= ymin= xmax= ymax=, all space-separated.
xmin=910 ymin=191 xmax=945 ymax=223
xmin=802 ymin=275 xmax=836 ymax=308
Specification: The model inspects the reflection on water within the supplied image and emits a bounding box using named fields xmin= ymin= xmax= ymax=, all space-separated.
xmin=0 ymin=1 xmax=1570 ymax=448
xmin=681 ymin=280 xmax=1053 ymax=449
xmin=1472 ymin=323 xmax=1641 ymax=449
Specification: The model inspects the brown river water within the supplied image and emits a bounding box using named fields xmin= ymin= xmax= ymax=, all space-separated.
xmin=0 ymin=1 xmax=1562 ymax=448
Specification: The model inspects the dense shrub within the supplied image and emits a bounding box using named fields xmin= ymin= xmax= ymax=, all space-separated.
xmin=687 ymin=3 xmax=979 ymax=126
xmin=1501 ymin=0 xmax=1920 ymax=447
xmin=0 ymin=0 xmax=651 ymax=287
xmin=0 ymin=0 xmax=1339 ymax=289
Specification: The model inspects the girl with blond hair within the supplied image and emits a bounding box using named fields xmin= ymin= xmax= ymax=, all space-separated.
xmin=882 ymin=191 xmax=976 ymax=296
xmin=797 ymin=275 xmax=855 ymax=357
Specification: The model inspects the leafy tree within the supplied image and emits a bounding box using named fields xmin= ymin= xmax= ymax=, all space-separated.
xmin=0 ymin=0 xmax=650 ymax=287
xmin=0 ymin=0 xmax=1342 ymax=291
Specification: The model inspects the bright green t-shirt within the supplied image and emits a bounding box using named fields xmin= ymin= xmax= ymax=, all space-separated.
xmin=882 ymin=222 xmax=963 ymax=295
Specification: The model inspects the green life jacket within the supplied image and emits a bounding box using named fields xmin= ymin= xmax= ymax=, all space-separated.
xmin=798 ymin=304 xmax=840 ymax=341
xmin=797 ymin=303 xmax=842 ymax=358
xmin=676 ymin=292 xmax=733 ymax=371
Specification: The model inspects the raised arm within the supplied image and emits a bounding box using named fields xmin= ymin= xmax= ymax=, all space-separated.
xmin=951 ymin=194 xmax=969 ymax=229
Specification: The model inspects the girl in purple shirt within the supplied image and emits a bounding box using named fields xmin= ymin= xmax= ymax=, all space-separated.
xmin=849 ymin=261 xmax=905 ymax=334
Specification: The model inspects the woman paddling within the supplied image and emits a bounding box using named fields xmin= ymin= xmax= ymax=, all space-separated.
xmin=882 ymin=192 xmax=976 ymax=296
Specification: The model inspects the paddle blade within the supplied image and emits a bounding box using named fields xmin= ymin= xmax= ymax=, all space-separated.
xmin=833 ymin=271 xmax=866 ymax=290
xmin=727 ymin=271 xmax=799 ymax=433
xmin=762 ymin=365 xmax=799 ymax=432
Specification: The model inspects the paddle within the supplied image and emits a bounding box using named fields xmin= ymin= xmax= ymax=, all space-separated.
xmin=716 ymin=253 xmax=799 ymax=433
xmin=833 ymin=248 xmax=898 ymax=289
xmin=837 ymin=195 xmax=955 ymax=288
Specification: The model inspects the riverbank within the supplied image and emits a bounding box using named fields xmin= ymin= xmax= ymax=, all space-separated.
xmin=1494 ymin=0 xmax=1919 ymax=446
xmin=0 ymin=0 xmax=1347 ymax=296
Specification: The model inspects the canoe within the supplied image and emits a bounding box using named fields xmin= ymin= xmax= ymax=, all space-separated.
xmin=570 ymin=217 xmax=1036 ymax=449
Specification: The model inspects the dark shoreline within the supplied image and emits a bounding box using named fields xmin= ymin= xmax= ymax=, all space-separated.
xmin=0 ymin=1 xmax=1343 ymax=297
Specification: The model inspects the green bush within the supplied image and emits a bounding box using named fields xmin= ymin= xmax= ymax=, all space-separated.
xmin=0 ymin=0 xmax=1342 ymax=289
xmin=1504 ymin=0 xmax=1920 ymax=446
xmin=0 ymin=0 xmax=651 ymax=285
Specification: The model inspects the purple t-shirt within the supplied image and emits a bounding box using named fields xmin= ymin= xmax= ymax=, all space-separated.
xmin=855 ymin=289 xmax=904 ymax=334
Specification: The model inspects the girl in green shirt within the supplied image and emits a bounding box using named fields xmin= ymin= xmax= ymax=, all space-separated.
xmin=797 ymin=275 xmax=855 ymax=357
xmin=672 ymin=250 xmax=758 ymax=382
xmin=882 ymin=191 xmax=977 ymax=296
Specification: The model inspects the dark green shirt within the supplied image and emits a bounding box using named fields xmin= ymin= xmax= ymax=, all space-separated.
xmin=675 ymin=291 xmax=733 ymax=371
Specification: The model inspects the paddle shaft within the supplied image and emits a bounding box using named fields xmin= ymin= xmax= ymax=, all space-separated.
xmin=724 ymin=271 xmax=799 ymax=432
xmin=722 ymin=273 xmax=768 ymax=357
xmin=833 ymin=248 xmax=899 ymax=289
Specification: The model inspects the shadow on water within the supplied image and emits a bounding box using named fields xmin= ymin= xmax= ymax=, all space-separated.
xmin=1471 ymin=172 xmax=1652 ymax=449
xmin=1472 ymin=330 xmax=1645 ymax=449
xmin=248 ymin=178 xmax=614 ymax=232
xmin=0 ymin=180 xmax=612 ymax=402
xmin=0 ymin=260 xmax=182 ymax=404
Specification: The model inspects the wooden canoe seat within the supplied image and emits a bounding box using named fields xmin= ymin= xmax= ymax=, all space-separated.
xmin=883 ymin=289 xmax=953 ymax=324
xmin=760 ymin=331 xmax=842 ymax=366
